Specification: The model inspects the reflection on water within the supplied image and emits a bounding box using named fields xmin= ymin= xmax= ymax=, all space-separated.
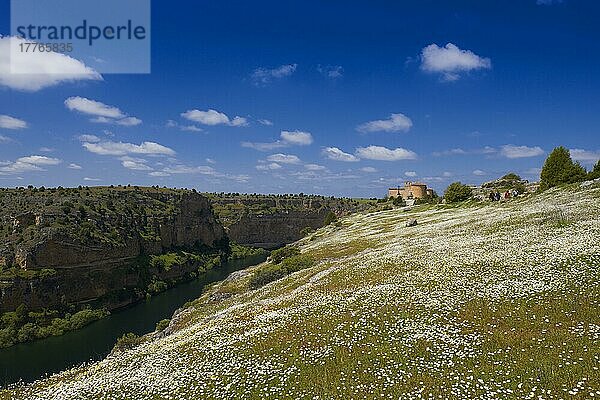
xmin=0 ymin=254 xmax=266 ymax=387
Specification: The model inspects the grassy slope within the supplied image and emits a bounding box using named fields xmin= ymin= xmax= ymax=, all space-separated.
xmin=4 ymin=183 xmax=600 ymax=399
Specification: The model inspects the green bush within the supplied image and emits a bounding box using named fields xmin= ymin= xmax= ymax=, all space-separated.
xmin=156 ymin=319 xmax=170 ymax=332
xmin=324 ymin=211 xmax=338 ymax=225
xmin=250 ymin=254 xmax=315 ymax=289
xmin=444 ymin=182 xmax=473 ymax=203
xmin=147 ymin=280 xmax=168 ymax=295
xmin=540 ymin=146 xmax=587 ymax=190
xmin=114 ymin=332 xmax=142 ymax=351
xmin=589 ymin=160 xmax=600 ymax=180
xmin=269 ymin=246 xmax=300 ymax=264
xmin=69 ymin=308 xmax=108 ymax=330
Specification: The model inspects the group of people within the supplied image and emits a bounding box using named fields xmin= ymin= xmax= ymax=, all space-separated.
xmin=488 ymin=189 xmax=519 ymax=202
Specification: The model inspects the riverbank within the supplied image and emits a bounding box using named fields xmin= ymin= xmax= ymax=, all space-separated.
xmin=0 ymin=252 xmax=268 ymax=387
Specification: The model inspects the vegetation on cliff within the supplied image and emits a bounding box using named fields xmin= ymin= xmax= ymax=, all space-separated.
xmin=5 ymin=181 xmax=599 ymax=399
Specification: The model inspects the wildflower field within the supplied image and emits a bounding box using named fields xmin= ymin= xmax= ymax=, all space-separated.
xmin=4 ymin=183 xmax=600 ymax=399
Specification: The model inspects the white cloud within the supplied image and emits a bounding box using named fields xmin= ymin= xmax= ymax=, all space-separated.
xmin=432 ymin=148 xmax=468 ymax=156
xmin=404 ymin=171 xmax=417 ymax=177
xmin=360 ymin=166 xmax=378 ymax=173
xmin=355 ymin=145 xmax=418 ymax=161
xmin=0 ymin=36 xmax=101 ymax=91
xmin=83 ymin=177 xmax=101 ymax=181
xmin=420 ymin=43 xmax=491 ymax=81
xmin=570 ymin=149 xmax=600 ymax=163
xmin=317 ymin=65 xmax=343 ymax=79
xmin=0 ymin=114 xmax=27 ymax=130
xmin=322 ymin=147 xmax=359 ymax=162
xmin=163 ymin=165 xmax=216 ymax=175
xmin=120 ymin=156 xmax=153 ymax=171
xmin=256 ymin=162 xmax=282 ymax=171
xmin=77 ymin=134 xmax=101 ymax=143
xmin=258 ymin=119 xmax=274 ymax=126
xmin=39 ymin=147 xmax=54 ymax=152
xmin=0 ymin=155 xmax=61 ymax=174
xmin=357 ymin=113 xmax=413 ymax=133
xmin=68 ymin=163 xmax=82 ymax=170
xmin=304 ymin=163 xmax=326 ymax=171
xmin=251 ymin=64 xmax=297 ymax=85
xmin=181 ymin=109 xmax=248 ymax=127
xmin=242 ymin=130 xmax=313 ymax=151
xmin=149 ymin=171 xmax=170 ymax=177
xmin=82 ymin=140 xmax=175 ymax=156
xmin=65 ymin=96 xmax=142 ymax=126
xmin=66 ymin=97 xmax=124 ymax=118
xmin=500 ymin=145 xmax=544 ymax=159
xmin=473 ymin=169 xmax=487 ymax=176
xmin=166 ymin=120 xmax=203 ymax=132
xmin=267 ymin=153 xmax=301 ymax=164
xmin=280 ymin=130 xmax=313 ymax=145
xmin=443 ymin=171 xmax=453 ymax=177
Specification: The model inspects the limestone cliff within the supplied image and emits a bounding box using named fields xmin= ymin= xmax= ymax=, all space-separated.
xmin=0 ymin=187 xmax=226 ymax=313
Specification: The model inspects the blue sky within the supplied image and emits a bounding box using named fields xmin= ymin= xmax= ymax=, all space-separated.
xmin=1 ymin=0 xmax=599 ymax=197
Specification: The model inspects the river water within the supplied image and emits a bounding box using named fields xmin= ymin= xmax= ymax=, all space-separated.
xmin=0 ymin=254 xmax=267 ymax=387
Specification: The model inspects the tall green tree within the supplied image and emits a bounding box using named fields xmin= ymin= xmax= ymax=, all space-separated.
xmin=539 ymin=147 xmax=587 ymax=190
xmin=589 ymin=160 xmax=600 ymax=180
xmin=444 ymin=182 xmax=472 ymax=203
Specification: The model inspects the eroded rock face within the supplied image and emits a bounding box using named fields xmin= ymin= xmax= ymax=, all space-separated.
xmin=0 ymin=189 xmax=226 ymax=313
xmin=13 ymin=192 xmax=225 ymax=270
xmin=226 ymin=210 xmax=328 ymax=248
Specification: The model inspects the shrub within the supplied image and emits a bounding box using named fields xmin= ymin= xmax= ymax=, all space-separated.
xmin=444 ymin=182 xmax=473 ymax=203
xmin=250 ymin=254 xmax=315 ymax=289
xmin=147 ymin=280 xmax=168 ymax=295
xmin=589 ymin=160 xmax=600 ymax=180
xmin=269 ymin=246 xmax=300 ymax=264
xmin=324 ymin=211 xmax=338 ymax=225
xmin=300 ymin=227 xmax=314 ymax=237
xmin=114 ymin=332 xmax=142 ymax=351
xmin=69 ymin=308 xmax=108 ymax=330
xmin=540 ymin=146 xmax=587 ymax=190
xmin=156 ymin=319 xmax=170 ymax=332
xmin=392 ymin=196 xmax=406 ymax=207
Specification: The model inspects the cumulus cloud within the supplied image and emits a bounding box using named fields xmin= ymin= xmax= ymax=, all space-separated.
xmin=68 ymin=163 xmax=82 ymax=170
xmin=404 ymin=171 xmax=417 ymax=177
xmin=355 ymin=145 xmax=418 ymax=161
xmin=0 ymin=36 xmax=101 ymax=91
xmin=0 ymin=155 xmax=61 ymax=174
xmin=360 ymin=166 xmax=378 ymax=173
xmin=120 ymin=156 xmax=153 ymax=171
xmin=65 ymin=97 xmax=142 ymax=126
xmin=357 ymin=113 xmax=413 ymax=133
xmin=322 ymin=147 xmax=359 ymax=162
xmin=242 ymin=130 xmax=313 ymax=151
xmin=420 ymin=43 xmax=491 ymax=81
xmin=256 ymin=162 xmax=282 ymax=171
xmin=82 ymin=140 xmax=175 ymax=156
xmin=280 ymin=130 xmax=313 ymax=145
xmin=473 ymin=169 xmax=486 ymax=176
xmin=258 ymin=119 xmax=274 ymax=126
xmin=317 ymin=65 xmax=343 ymax=79
xmin=304 ymin=163 xmax=326 ymax=171
xmin=0 ymin=114 xmax=28 ymax=130
xmin=77 ymin=134 xmax=101 ymax=143
xmin=251 ymin=64 xmax=297 ymax=85
xmin=166 ymin=120 xmax=203 ymax=132
xmin=181 ymin=109 xmax=248 ymax=127
xmin=570 ymin=149 xmax=600 ymax=163
xmin=500 ymin=145 xmax=544 ymax=159
xmin=266 ymin=153 xmax=301 ymax=164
